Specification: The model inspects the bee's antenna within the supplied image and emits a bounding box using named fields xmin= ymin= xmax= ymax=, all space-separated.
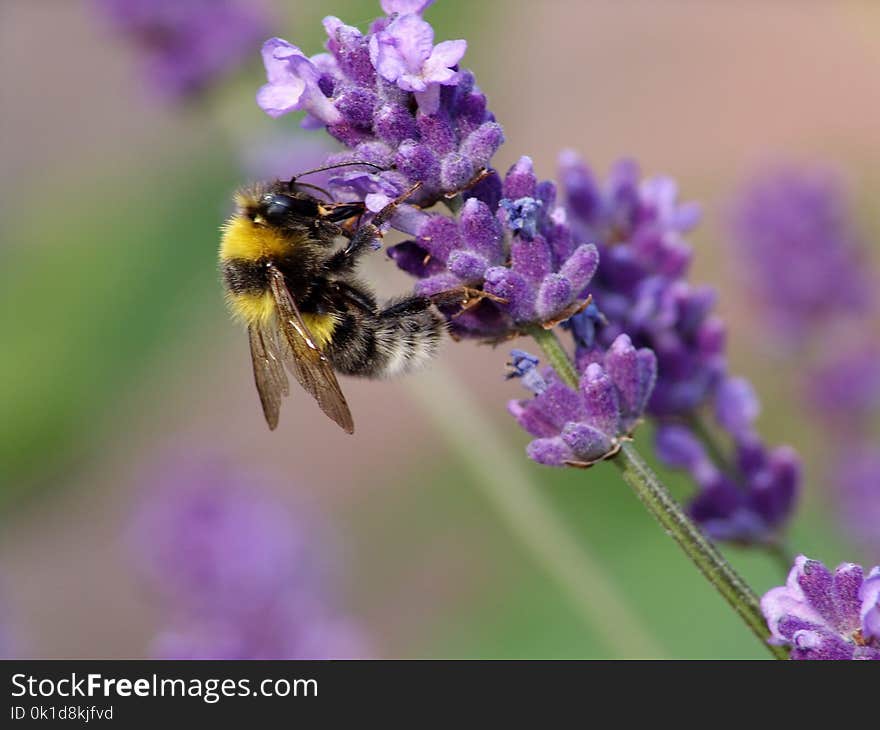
xmin=287 ymin=160 xmax=391 ymax=202
xmin=288 ymin=180 xmax=333 ymax=201
xmin=292 ymin=160 xmax=387 ymax=181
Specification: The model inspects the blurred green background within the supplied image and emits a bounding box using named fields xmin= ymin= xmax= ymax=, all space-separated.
xmin=1 ymin=0 xmax=877 ymax=658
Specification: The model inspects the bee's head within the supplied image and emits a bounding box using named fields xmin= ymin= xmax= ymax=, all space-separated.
xmin=233 ymin=182 xmax=366 ymax=230
xmin=250 ymin=190 xmax=320 ymax=227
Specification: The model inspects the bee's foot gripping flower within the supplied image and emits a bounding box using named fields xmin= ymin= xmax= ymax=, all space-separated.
xmin=508 ymin=335 xmax=657 ymax=467
xmin=761 ymin=556 xmax=880 ymax=660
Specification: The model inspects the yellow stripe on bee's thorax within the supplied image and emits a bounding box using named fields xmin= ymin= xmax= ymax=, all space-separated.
xmin=227 ymin=291 xmax=338 ymax=348
xmin=219 ymin=214 xmax=291 ymax=261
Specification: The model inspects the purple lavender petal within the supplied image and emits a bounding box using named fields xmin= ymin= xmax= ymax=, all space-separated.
xmin=793 ymin=557 xmax=840 ymax=629
xmin=861 ymin=569 xmax=880 ymax=641
xmin=535 ymin=274 xmax=574 ymax=322
xmin=561 ymin=422 xmax=615 ymax=463
xmin=559 ymin=149 xmax=600 ymax=223
xmin=654 ymin=425 xmax=707 ymax=472
xmin=526 ymin=436 xmax=575 ymax=466
xmin=762 ymin=556 xmax=824 ymax=640
xmin=414 ymin=272 xmax=461 ymax=298
xmin=715 ymin=377 xmax=760 ymax=439
xmin=396 ymin=140 xmax=441 ymax=188
xmin=484 ymin=267 xmax=536 ymax=323
xmin=790 ymin=628 xmax=856 ymax=661
xmin=503 ymin=156 xmax=538 ymax=199
xmin=369 ymin=14 xmax=465 ymax=93
xmin=459 ymin=122 xmax=504 ymax=169
xmin=579 ymin=363 xmax=621 ymax=438
xmin=257 ymin=39 xmax=342 ymax=124
xmin=508 ymin=399 xmax=558 ymax=439
xmin=510 ymin=236 xmax=553 ymax=284
xmin=374 ymin=103 xmax=419 ymax=144
xmin=447 ymin=250 xmax=489 ymax=282
xmin=380 ymin=0 xmax=435 ymax=14
xmin=460 ymin=198 xmax=503 ymax=263
xmin=440 ymin=152 xmax=475 ymax=191
xmin=832 ymin=563 xmax=865 ymax=635
xmin=559 ymin=244 xmax=599 ymax=293
xmin=417 ymin=214 xmax=461 ymax=262
xmin=323 ymin=16 xmax=375 ymax=85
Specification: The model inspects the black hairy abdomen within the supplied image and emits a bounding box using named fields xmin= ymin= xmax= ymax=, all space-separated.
xmin=222 ymin=258 xmax=268 ymax=294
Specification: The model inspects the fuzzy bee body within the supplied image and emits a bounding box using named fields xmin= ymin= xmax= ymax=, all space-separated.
xmin=219 ymin=180 xmax=444 ymax=432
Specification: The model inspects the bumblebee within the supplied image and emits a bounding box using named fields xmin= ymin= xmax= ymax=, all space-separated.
xmin=219 ymin=171 xmax=445 ymax=433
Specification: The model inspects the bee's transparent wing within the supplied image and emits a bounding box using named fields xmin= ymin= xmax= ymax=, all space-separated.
xmin=248 ymin=321 xmax=289 ymax=430
xmin=267 ymin=264 xmax=355 ymax=434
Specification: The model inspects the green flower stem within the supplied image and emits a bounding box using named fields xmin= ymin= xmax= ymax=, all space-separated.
xmin=404 ymin=365 xmax=665 ymax=659
xmin=527 ymin=325 xmax=788 ymax=660
xmin=687 ymin=412 xmax=736 ymax=477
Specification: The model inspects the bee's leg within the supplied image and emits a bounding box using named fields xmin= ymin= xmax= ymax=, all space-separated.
xmin=429 ymin=286 xmax=507 ymax=312
xmin=379 ymin=295 xmax=434 ymax=318
xmin=327 ymin=183 xmax=422 ymax=274
xmin=442 ymin=168 xmax=491 ymax=199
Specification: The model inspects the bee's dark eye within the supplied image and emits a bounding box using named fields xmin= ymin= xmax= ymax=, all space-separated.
xmin=261 ymin=194 xmax=318 ymax=224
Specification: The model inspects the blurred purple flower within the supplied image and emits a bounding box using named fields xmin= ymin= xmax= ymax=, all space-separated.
xmin=655 ymin=372 xmax=800 ymax=546
xmin=762 ymin=555 xmax=880 ymax=660
xmin=508 ymin=335 xmax=657 ymax=467
xmin=131 ymin=457 xmax=370 ymax=659
xmin=729 ymin=165 xmax=872 ymax=343
xmin=806 ymin=344 xmax=880 ymax=432
xmin=95 ymin=0 xmax=270 ymax=101
xmin=834 ymin=449 xmax=880 ymax=560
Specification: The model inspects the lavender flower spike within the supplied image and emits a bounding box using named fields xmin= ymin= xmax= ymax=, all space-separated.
xmin=560 ymin=150 xmax=802 ymax=545
xmin=508 ymin=335 xmax=657 ymax=467
xmin=258 ymin=2 xmax=501 ymax=216
xmin=761 ymin=555 xmax=880 ymax=660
